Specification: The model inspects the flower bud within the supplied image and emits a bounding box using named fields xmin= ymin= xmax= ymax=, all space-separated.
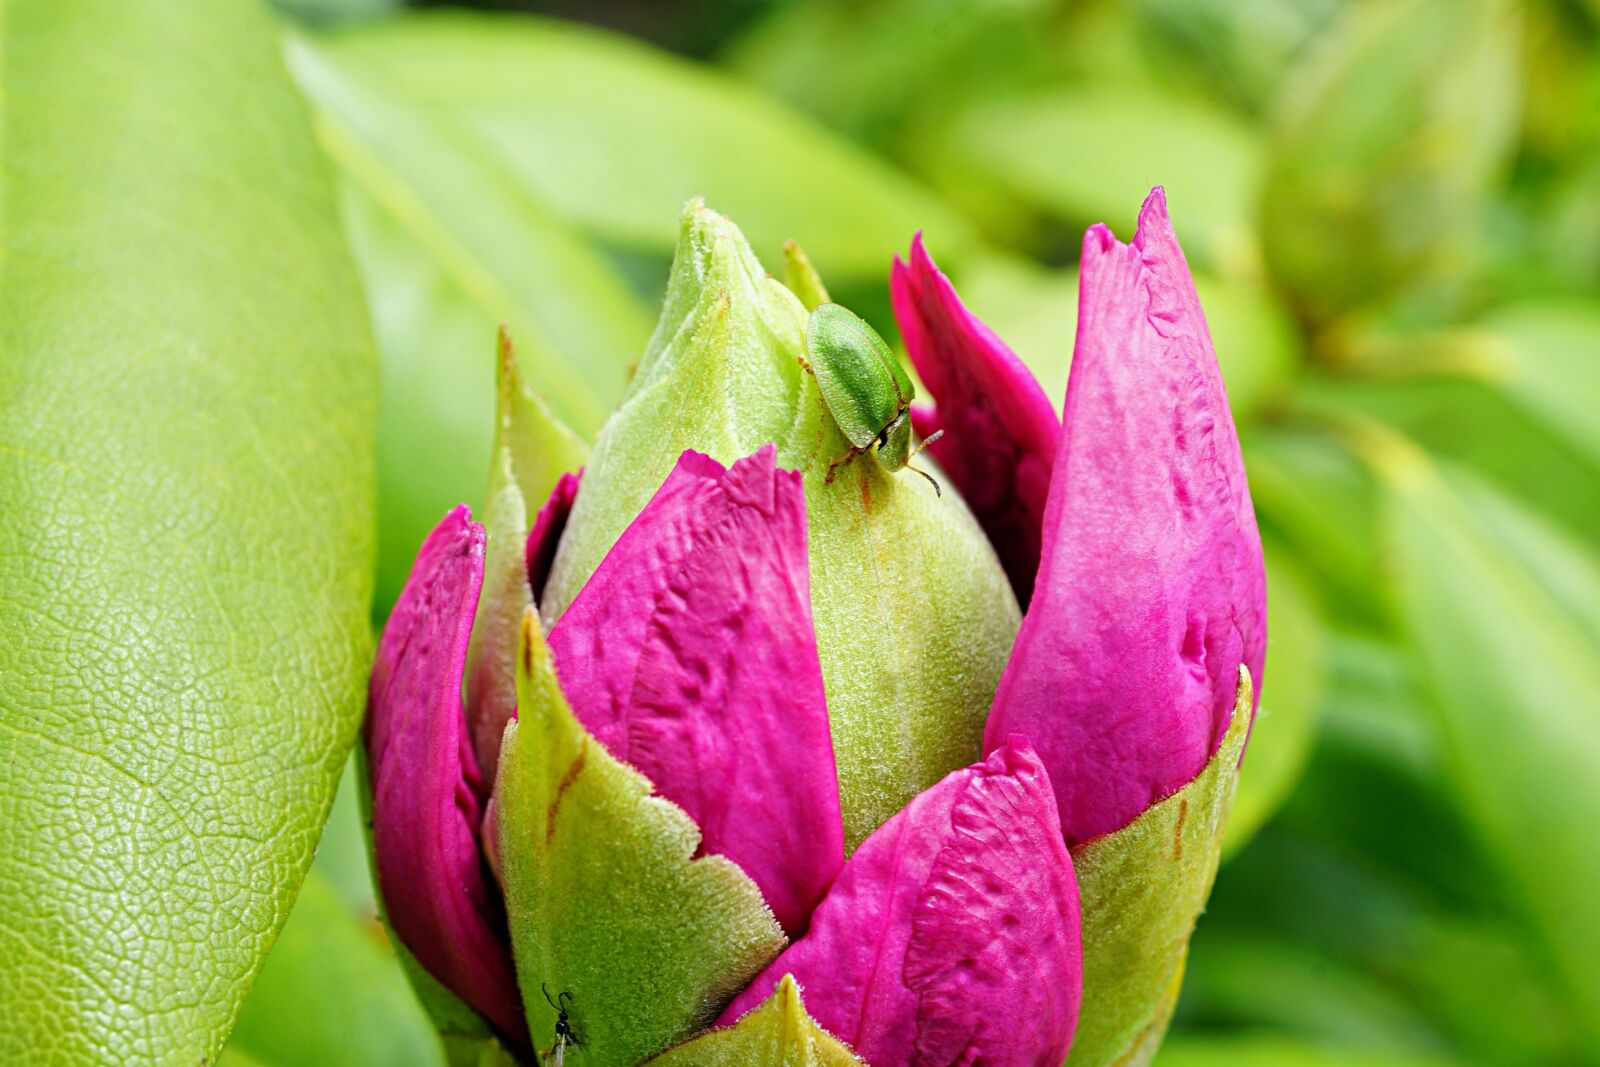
xmin=540 ymin=201 xmax=1020 ymax=849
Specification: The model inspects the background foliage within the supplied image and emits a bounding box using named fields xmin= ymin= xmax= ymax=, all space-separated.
xmin=238 ymin=0 xmax=1600 ymax=1064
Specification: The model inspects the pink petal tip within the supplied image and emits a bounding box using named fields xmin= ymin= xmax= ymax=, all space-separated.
xmin=986 ymin=189 xmax=1267 ymax=847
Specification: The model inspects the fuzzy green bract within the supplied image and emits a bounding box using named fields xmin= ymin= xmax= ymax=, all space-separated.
xmin=1067 ymin=672 xmax=1253 ymax=1067
xmin=497 ymin=615 xmax=787 ymax=1065
xmin=645 ymin=977 xmax=864 ymax=1067
xmin=540 ymin=202 xmax=1019 ymax=849
xmin=0 ymin=1 xmax=377 ymax=1063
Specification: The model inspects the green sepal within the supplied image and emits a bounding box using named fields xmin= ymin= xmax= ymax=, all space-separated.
xmin=644 ymin=976 xmax=865 ymax=1067
xmin=542 ymin=202 xmax=1019 ymax=849
xmin=497 ymin=612 xmax=787 ymax=1065
xmin=465 ymin=326 xmax=589 ymax=776
xmin=782 ymin=241 xmax=832 ymax=311
xmin=1066 ymin=670 xmax=1253 ymax=1067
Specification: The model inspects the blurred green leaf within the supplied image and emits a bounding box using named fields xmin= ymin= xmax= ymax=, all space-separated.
xmin=0 ymin=3 xmax=376 ymax=1062
xmin=310 ymin=11 xmax=975 ymax=279
xmin=1196 ymin=810 xmax=1586 ymax=1064
xmin=1478 ymin=300 xmax=1600 ymax=470
xmin=1261 ymin=0 xmax=1522 ymax=318
xmin=723 ymin=0 xmax=1054 ymax=144
xmin=1386 ymin=456 xmax=1600 ymax=1054
xmin=926 ymin=87 xmax=1265 ymax=273
xmin=1443 ymin=468 xmax=1600 ymax=649
xmin=287 ymin=31 xmax=652 ymax=610
xmin=1225 ymin=544 xmax=1325 ymax=857
xmin=272 ymin=0 xmax=397 ymax=26
xmin=1130 ymin=0 xmax=1342 ymax=113
xmin=1177 ymin=934 xmax=1451 ymax=1054
xmin=311 ymin=757 xmax=379 ymax=918
xmin=1298 ymin=368 xmax=1600 ymax=545
xmin=226 ymin=873 xmax=444 ymax=1067
xmin=1156 ymin=1034 xmax=1467 ymax=1067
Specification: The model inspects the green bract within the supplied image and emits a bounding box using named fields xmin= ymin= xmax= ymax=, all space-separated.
xmin=645 ymin=977 xmax=864 ymax=1066
xmin=1067 ymin=672 xmax=1254 ymax=1067
xmin=499 ymin=617 xmax=786 ymax=1065
xmin=540 ymin=202 xmax=1020 ymax=849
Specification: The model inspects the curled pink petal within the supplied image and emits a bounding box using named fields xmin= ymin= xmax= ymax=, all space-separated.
xmin=985 ymin=188 xmax=1267 ymax=847
xmin=367 ymin=507 xmax=527 ymax=1042
xmin=892 ymin=235 xmax=1060 ymax=606
xmin=547 ymin=446 xmax=843 ymax=935
xmin=719 ymin=740 xmax=1081 ymax=1067
xmin=526 ymin=470 xmax=580 ymax=604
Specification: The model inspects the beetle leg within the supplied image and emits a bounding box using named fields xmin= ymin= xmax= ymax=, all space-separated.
xmin=824 ymin=446 xmax=862 ymax=484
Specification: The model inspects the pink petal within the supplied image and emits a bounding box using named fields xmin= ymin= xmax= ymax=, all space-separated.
xmin=985 ymin=188 xmax=1267 ymax=847
xmin=719 ymin=740 xmax=1081 ymax=1067
xmin=366 ymin=507 xmax=527 ymax=1043
xmin=525 ymin=469 xmax=580 ymax=604
xmin=891 ymin=235 xmax=1061 ymax=606
xmin=547 ymin=446 xmax=843 ymax=935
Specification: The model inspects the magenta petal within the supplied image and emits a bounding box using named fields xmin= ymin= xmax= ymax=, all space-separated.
xmin=525 ymin=469 xmax=580 ymax=604
xmin=718 ymin=740 xmax=1080 ymax=1066
xmin=891 ymin=235 xmax=1061 ymax=606
xmin=547 ymin=445 xmax=843 ymax=935
xmin=985 ymin=188 xmax=1267 ymax=847
xmin=367 ymin=507 xmax=527 ymax=1043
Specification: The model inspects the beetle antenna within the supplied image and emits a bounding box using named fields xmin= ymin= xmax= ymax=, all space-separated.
xmin=903 ymin=428 xmax=944 ymax=495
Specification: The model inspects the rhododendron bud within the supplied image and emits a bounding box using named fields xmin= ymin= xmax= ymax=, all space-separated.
xmin=364 ymin=192 xmax=1262 ymax=1067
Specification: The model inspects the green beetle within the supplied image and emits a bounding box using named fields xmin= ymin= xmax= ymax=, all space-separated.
xmin=802 ymin=302 xmax=942 ymax=491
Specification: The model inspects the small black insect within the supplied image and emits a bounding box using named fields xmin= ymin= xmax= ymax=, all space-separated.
xmin=540 ymin=984 xmax=579 ymax=1064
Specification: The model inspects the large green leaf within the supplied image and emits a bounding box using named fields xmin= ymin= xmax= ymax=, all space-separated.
xmin=0 ymin=2 xmax=377 ymax=1063
xmin=299 ymin=11 xmax=975 ymax=278
xmin=1386 ymin=457 xmax=1600 ymax=1054
xmin=498 ymin=616 xmax=786 ymax=1065
xmin=225 ymin=873 xmax=444 ymax=1067
xmin=286 ymin=32 xmax=650 ymax=611
xmin=1068 ymin=675 xmax=1252 ymax=1067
